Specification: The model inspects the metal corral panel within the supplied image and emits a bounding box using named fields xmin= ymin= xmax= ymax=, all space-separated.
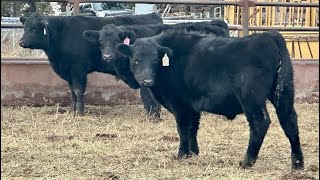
xmin=1 ymin=58 xmax=141 ymax=106
xmin=1 ymin=58 xmax=318 ymax=106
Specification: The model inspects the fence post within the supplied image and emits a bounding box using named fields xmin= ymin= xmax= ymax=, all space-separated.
xmin=73 ymin=0 xmax=79 ymax=16
xmin=240 ymin=0 xmax=250 ymax=37
xmin=12 ymin=29 xmax=15 ymax=52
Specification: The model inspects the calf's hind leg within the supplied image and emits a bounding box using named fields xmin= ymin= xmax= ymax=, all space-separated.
xmin=239 ymin=103 xmax=271 ymax=169
xmin=272 ymin=86 xmax=304 ymax=169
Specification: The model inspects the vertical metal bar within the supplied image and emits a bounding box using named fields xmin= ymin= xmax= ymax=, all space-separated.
xmin=241 ymin=0 xmax=250 ymax=36
xmin=267 ymin=3 xmax=271 ymax=26
xmin=12 ymin=28 xmax=15 ymax=52
xmin=271 ymin=3 xmax=276 ymax=26
xmin=257 ymin=7 xmax=262 ymax=26
xmin=229 ymin=5 xmax=235 ymax=24
xmin=288 ymin=6 xmax=292 ymax=26
xmin=284 ymin=6 xmax=288 ymax=27
xmin=236 ymin=5 xmax=240 ymax=25
xmin=280 ymin=5 xmax=283 ymax=26
xmin=310 ymin=0 xmax=316 ymax=26
xmin=297 ymin=37 xmax=303 ymax=58
xmin=73 ymin=0 xmax=79 ymax=16
xmin=291 ymin=39 xmax=295 ymax=58
xmin=305 ymin=37 xmax=314 ymax=58
xmin=305 ymin=0 xmax=311 ymax=26
xmin=297 ymin=0 xmax=301 ymax=26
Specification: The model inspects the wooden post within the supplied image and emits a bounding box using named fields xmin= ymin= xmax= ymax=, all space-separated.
xmin=73 ymin=0 xmax=79 ymax=15
xmin=241 ymin=0 xmax=250 ymax=36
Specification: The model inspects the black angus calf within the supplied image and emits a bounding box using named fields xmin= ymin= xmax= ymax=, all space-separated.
xmin=84 ymin=24 xmax=161 ymax=117
xmin=19 ymin=13 xmax=162 ymax=116
xmin=83 ymin=20 xmax=229 ymax=116
xmin=115 ymin=30 xmax=304 ymax=169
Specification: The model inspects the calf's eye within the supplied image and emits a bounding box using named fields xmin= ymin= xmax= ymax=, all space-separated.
xmin=134 ymin=59 xmax=139 ymax=64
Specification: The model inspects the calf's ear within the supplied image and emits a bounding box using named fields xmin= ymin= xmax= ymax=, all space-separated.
xmin=158 ymin=46 xmax=173 ymax=57
xmin=19 ymin=17 xmax=27 ymax=25
xmin=118 ymin=30 xmax=137 ymax=44
xmin=83 ymin=30 xmax=99 ymax=43
xmin=116 ymin=43 xmax=132 ymax=57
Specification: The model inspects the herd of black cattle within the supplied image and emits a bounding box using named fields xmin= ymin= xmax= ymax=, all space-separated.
xmin=18 ymin=13 xmax=304 ymax=170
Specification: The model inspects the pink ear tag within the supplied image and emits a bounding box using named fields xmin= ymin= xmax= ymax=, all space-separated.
xmin=123 ymin=37 xmax=130 ymax=45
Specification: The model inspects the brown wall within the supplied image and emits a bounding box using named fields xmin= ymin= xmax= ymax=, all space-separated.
xmin=1 ymin=59 xmax=319 ymax=106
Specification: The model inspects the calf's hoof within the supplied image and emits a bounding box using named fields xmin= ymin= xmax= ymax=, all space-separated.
xmin=177 ymin=151 xmax=192 ymax=160
xmin=292 ymin=159 xmax=304 ymax=170
xmin=239 ymin=159 xmax=256 ymax=169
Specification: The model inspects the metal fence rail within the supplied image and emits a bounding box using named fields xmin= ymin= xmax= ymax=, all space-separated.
xmin=2 ymin=23 xmax=319 ymax=31
xmin=2 ymin=0 xmax=319 ymax=36
xmin=4 ymin=0 xmax=318 ymax=7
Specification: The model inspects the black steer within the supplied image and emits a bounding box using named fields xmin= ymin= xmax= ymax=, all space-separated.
xmin=19 ymin=13 xmax=162 ymax=116
xmin=115 ymin=30 xmax=304 ymax=170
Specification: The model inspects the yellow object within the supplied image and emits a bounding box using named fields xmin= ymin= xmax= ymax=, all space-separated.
xmin=223 ymin=0 xmax=319 ymax=60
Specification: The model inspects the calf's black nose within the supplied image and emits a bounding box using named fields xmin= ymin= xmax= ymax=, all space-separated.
xmin=143 ymin=79 xmax=154 ymax=87
xmin=103 ymin=54 xmax=112 ymax=61
xmin=19 ymin=40 xmax=24 ymax=47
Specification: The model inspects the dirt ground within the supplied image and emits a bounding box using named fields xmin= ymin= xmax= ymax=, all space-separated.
xmin=1 ymin=103 xmax=319 ymax=180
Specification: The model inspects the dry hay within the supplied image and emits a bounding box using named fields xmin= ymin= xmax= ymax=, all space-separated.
xmin=1 ymin=103 xmax=319 ymax=179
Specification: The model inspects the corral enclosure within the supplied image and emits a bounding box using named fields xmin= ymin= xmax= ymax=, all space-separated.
xmin=1 ymin=103 xmax=319 ymax=179
xmin=1 ymin=0 xmax=319 ymax=179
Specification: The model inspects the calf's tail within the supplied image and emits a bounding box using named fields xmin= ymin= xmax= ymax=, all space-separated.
xmin=268 ymin=31 xmax=294 ymax=107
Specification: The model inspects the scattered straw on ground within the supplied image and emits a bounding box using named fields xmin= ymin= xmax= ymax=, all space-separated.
xmin=1 ymin=103 xmax=319 ymax=179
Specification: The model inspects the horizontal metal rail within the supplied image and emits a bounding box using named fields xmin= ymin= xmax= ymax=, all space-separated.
xmin=2 ymin=23 xmax=319 ymax=32
xmin=254 ymin=1 xmax=319 ymax=7
xmin=1 ymin=57 xmax=318 ymax=64
xmin=1 ymin=57 xmax=49 ymax=64
xmin=1 ymin=23 xmax=23 ymax=28
xmin=1 ymin=0 xmax=319 ymax=7
xmin=237 ymin=26 xmax=320 ymax=31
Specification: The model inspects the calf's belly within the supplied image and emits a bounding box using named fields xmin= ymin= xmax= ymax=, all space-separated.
xmin=192 ymin=95 xmax=243 ymax=120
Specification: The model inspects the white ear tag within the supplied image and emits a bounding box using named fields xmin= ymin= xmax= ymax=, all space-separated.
xmin=162 ymin=53 xmax=169 ymax=67
xmin=43 ymin=28 xmax=46 ymax=35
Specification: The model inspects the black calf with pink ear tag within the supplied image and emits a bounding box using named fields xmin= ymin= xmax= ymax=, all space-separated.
xmin=118 ymin=30 xmax=137 ymax=44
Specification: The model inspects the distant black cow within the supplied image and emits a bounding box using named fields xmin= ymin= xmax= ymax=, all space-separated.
xmin=83 ymin=19 xmax=229 ymax=118
xmin=19 ymin=13 xmax=162 ymax=116
xmin=115 ymin=30 xmax=304 ymax=169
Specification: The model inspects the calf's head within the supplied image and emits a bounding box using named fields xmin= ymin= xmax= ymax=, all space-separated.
xmin=83 ymin=24 xmax=137 ymax=62
xmin=115 ymin=39 xmax=172 ymax=87
xmin=19 ymin=15 xmax=49 ymax=50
